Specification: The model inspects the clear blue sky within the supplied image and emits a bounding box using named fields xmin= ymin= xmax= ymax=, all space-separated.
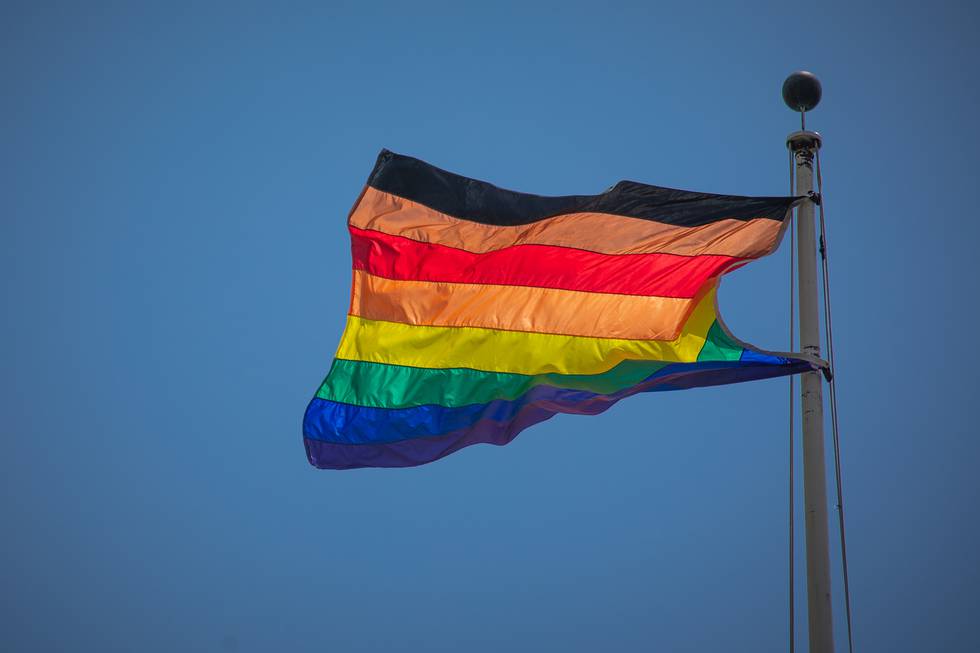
xmin=3 ymin=2 xmax=977 ymax=651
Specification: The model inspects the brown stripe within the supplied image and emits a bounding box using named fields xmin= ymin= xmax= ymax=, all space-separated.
xmin=349 ymin=187 xmax=784 ymax=258
xmin=350 ymin=270 xmax=698 ymax=340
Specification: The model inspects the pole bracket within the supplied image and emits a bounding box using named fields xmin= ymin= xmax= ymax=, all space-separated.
xmin=786 ymin=130 xmax=823 ymax=152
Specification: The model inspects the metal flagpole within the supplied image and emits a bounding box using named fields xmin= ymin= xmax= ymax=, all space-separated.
xmin=783 ymin=71 xmax=835 ymax=653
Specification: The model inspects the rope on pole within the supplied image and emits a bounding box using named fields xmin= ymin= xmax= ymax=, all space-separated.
xmin=815 ymin=148 xmax=855 ymax=653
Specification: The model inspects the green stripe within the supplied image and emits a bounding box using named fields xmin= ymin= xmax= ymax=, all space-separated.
xmin=316 ymin=358 xmax=672 ymax=409
xmin=696 ymin=320 xmax=744 ymax=362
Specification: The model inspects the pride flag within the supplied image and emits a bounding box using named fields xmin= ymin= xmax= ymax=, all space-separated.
xmin=303 ymin=150 xmax=821 ymax=469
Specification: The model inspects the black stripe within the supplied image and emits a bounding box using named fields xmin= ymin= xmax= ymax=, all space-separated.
xmin=366 ymin=149 xmax=798 ymax=227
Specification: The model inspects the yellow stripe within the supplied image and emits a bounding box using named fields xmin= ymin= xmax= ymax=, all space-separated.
xmin=336 ymin=287 xmax=720 ymax=375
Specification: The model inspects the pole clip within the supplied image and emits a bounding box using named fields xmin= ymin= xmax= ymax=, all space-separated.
xmin=808 ymin=190 xmax=822 ymax=205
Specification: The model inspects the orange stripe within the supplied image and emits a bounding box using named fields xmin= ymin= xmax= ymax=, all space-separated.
xmin=350 ymin=270 xmax=698 ymax=340
xmin=350 ymin=187 xmax=784 ymax=258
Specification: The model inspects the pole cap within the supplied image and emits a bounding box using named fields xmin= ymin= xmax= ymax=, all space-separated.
xmin=782 ymin=71 xmax=822 ymax=112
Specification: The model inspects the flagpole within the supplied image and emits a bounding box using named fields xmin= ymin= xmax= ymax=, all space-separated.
xmin=783 ymin=71 xmax=835 ymax=653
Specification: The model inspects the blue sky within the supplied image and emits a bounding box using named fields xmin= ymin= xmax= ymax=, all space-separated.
xmin=2 ymin=1 xmax=978 ymax=651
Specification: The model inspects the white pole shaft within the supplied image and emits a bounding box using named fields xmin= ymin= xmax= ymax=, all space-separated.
xmin=793 ymin=137 xmax=835 ymax=653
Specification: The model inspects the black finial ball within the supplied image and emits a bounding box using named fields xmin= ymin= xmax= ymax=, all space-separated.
xmin=782 ymin=71 xmax=822 ymax=112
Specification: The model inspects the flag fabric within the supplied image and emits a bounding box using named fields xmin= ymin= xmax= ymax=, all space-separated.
xmin=303 ymin=150 xmax=822 ymax=469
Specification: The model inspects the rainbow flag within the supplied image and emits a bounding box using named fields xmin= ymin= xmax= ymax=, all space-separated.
xmin=303 ymin=150 xmax=822 ymax=469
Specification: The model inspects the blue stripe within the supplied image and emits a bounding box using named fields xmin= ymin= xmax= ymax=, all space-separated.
xmin=303 ymin=358 xmax=813 ymax=446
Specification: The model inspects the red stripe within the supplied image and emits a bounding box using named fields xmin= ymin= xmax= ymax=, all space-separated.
xmin=350 ymin=227 xmax=743 ymax=298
